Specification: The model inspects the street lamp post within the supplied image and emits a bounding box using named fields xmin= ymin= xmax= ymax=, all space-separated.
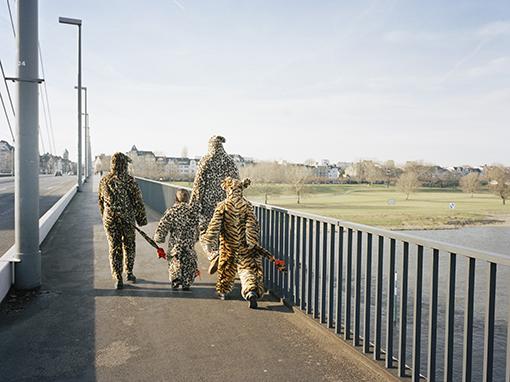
xmin=75 ymin=86 xmax=89 ymax=179
xmin=59 ymin=16 xmax=82 ymax=191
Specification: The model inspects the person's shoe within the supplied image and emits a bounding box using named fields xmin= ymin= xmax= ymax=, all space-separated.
xmin=171 ymin=280 xmax=181 ymax=289
xmin=115 ymin=280 xmax=124 ymax=290
xmin=127 ymin=273 xmax=137 ymax=283
xmin=182 ymin=286 xmax=190 ymax=291
xmin=246 ymin=291 xmax=258 ymax=309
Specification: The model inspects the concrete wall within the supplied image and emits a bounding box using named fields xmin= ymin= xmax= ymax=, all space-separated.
xmin=135 ymin=177 xmax=191 ymax=214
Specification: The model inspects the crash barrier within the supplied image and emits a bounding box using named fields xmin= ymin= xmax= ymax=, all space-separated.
xmin=0 ymin=184 xmax=78 ymax=303
xmin=136 ymin=177 xmax=510 ymax=381
xmin=135 ymin=177 xmax=191 ymax=215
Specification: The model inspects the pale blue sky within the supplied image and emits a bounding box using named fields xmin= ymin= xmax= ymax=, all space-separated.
xmin=0 ymin=0 xmax=509 ymax=166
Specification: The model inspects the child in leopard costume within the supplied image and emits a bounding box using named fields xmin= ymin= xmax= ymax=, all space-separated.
xmin=202 ymin=177 xmax=265 ymax=308
xmin=154 ymin=189 xmax=199 ymax=290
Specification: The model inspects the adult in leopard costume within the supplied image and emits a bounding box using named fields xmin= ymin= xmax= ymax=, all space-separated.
xmin=154 ymin=189 xmax=199 ymax=290
xmin=202 ymin=177 xmax=265 ymax=309
xmin=98 ymin=152 xmax=147 ymax=289
xmin=190 ymin=136 xmax=239 ymax=260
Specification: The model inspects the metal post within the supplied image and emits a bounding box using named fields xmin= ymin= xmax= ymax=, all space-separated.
xmin=59 ymin=17 xmax=82 ymax=189
xmin=14 ymin=0 xmax=41 ymax=289
xmin=77 ymin=25 xmax=82 ymax=189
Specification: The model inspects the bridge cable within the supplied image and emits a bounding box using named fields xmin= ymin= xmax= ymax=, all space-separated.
xmin=0 ymin=83 xmax=14 ymax=142
xmin=7 ymin=0 xmax=57 ymax=155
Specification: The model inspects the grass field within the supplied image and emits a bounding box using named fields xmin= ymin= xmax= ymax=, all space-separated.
xmin=171 ymin=182 xmax=510 ymax=229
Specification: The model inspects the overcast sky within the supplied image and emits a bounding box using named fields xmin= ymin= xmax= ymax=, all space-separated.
xmin=0 ymin=0 xmax=509 ymax=166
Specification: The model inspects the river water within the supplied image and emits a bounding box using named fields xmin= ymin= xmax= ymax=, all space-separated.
xmin=399 ymin=227 xmax=510 ymax=381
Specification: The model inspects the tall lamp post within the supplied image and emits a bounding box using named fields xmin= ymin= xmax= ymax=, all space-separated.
xmin=75 ymin=86 xmax=89 ymax=179
xmin=59 ymin=16 xmax=82 ymax=191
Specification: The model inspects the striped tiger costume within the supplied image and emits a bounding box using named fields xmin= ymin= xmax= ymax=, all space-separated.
xmin=202 ymin=177 xmax=265 ymax=301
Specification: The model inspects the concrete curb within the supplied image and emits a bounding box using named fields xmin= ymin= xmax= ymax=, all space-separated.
xmin=0 ymin=184 xmax=78 ymax=302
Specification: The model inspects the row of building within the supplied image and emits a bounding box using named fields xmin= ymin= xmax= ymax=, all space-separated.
xmin=91 ymin=144 xmax=487 ymax=183
xmin=0 ymin=140 xmax=75 ymax=175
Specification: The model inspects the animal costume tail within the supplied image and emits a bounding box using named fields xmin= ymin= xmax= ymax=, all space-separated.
xmin=132 ymin=225 xmax=167 ymax=260
xmin=253 ymin=245 xmax=287 ymax=272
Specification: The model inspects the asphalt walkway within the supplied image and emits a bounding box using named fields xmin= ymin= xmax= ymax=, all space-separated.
xmin=0 ymin=177 xmax=395 ymax=382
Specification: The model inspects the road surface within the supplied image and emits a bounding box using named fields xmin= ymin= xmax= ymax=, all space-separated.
xmin=0 ymin=175 xmax=78 ymax=254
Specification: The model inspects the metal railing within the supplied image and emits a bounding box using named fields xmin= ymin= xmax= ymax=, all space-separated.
xmin=136 ymin=177 xmax=510 ymax=381
xmin=252 ymin=204 xmax=510 ymax=382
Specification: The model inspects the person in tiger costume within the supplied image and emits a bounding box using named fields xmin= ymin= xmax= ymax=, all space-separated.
xmin=153 ymin=189 xmax=199 ymax=290
xmin=202 ymin=177 xmax=265 ymax=309
xmin=98 ymin=152 xmax=147 ymax=289
xmin=190 ymin=135 xmax=239 ymax=270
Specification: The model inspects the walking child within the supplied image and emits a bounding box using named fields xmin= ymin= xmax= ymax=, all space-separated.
xmin=154 ymin=189 xmax=199 ymax=290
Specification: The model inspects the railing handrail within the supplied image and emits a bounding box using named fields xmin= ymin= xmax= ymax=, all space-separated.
xmin=135 ymin=176 xmax=510 ymax=266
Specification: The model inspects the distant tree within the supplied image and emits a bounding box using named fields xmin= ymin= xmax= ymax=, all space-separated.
xmin=459 ymin=172 xmax=480 ymax=197
xmin=241 ymin=162 xmax=284 ymax=203
xmin=365 ymin=161 xmax=385 ymax=185
xmin=397 ymin=171 xmax=420 ymax=200
xmin=286 ymin=165 xmax=313 ymax=204
xmin=181 ymin=146 xmax=188 ymax=158
xmin=486 ymin=165 xmax=510 ymax=205
xmin=304 ymin=159 xmax=316 ymax=167
xmin=381 ymin=160 xmax=399 ymax=187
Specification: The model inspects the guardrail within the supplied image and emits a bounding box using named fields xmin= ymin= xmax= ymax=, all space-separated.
xmin=0 ymin=184 xmax=78 ymax=302
xmin=136 ymin=177 xmax=510 ymax=382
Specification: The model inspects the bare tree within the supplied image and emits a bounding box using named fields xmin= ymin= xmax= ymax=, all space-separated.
xmin=459 ymin=172 xmax=480 ymax=197
xmin=397 ymin=171 xmax=420 ymax=200
xmin=381 ymin=160 xmax=400 ymax=187
xmin=486 ymin=165 xmax=510 ymax=205
xmin=241 ymin=162 xmax=284 ymax=203
xmin=286 ymin=165 xmax=313 ymax=204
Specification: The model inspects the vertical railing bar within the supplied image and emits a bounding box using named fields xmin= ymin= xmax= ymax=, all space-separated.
xmin=444 ymin=252 xmax=457 ymax=382
xmin=328 ymin=223 xmax=336 ymax=329
xmin=273 ymin=210 xmax=279 ymax=294
xmin=354 ymin=230 xmax=362 ymax=346
xmin=462 ymin=257 xmax=476 ymax=382
xmin=374 ymin=235 xmax=384 ymax=360
xmin=320 ymin=221 xmax=328 ymax=324
xmin=427 ymin=248 xmax=439 ymax=382
xmin=306 ymin=219 xmax=313 ymax=315
xmin=295 ymin=216 xmax=301 ymax=307
xmin=363 ymin=233 xmax=373 ymax=353
xmin=288 ymin=214 xmax=294 ymax=304
xmin=335 ymin=226 xmax=344 ymax=335
xmin=300 ymin=218 xmax=306 ymax=311
xmin=344 ymin=228 xmax=353 ymax=340
xmin=386 ymin=238 xmax=396 ymax=369
xmin=412 ymin=245 xmax=423 ymax=382
xmin=483 ymin=262 xmax=497 ymax=382
xmin=279 ymin=211 xmax=285 ymax=297
xmin=263 ymin=208 xmax=269 ymax=287
xmin=398 ymin=241 xmax=409 ymax=377
xmin=314 ymin=220 xmax=320 ymax=319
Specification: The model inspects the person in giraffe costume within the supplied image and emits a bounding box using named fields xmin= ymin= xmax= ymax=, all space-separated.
xmin=190 ymin=135 xmax=239 ymax=269
xmin=98 ymin=152 xmax=147 ymax=289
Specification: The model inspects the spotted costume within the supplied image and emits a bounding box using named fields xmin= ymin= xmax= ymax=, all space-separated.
xmin=154 ymin=201 xmax=199 ymax=288
xmin=98 ymin=152 xmax=147 ymax=286
xmin=202 ymin=177 xmax=265 ymax=301
xmin=191 ymin=136 xmax=239 ymax=255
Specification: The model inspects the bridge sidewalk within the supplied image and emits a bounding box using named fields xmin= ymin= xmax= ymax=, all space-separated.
xmin=0 ymin=177 xmax=395 ymax=382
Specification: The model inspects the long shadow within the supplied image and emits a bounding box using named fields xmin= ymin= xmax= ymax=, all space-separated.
xmin=0 ymin=180 xmax=97 ymax=380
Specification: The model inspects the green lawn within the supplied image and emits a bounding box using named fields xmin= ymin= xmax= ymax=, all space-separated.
xmin=169 ymin=182 xmax=510 ymax=229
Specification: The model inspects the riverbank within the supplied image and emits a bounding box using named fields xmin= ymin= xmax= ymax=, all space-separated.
xmin=172 ymin=182 xmax=510 ymax=230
